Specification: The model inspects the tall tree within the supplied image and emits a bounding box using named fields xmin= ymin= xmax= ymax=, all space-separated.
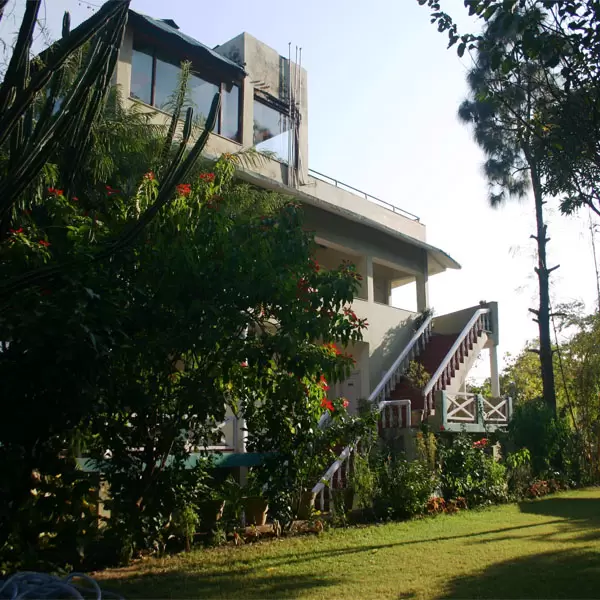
xmin=457 ymin=17 xmax=558 ymax=411
xmin=417 ymin=0 xmax=600 ymax=411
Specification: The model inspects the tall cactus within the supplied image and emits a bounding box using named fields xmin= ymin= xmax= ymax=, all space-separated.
xmin=0 ymin=1 xmax=220 ymax=300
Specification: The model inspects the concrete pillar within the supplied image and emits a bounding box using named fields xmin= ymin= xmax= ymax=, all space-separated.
xmin=416 ymin=271 xmax=429 ymax=312
xmin=490 ymin=344 xmax=501 ymax=397
xmin=113 ymin=27 xmax=133 ymax=94
xmin=240 ymin=76 xmax=254 ymax=149
xmin=366 ymin=255 xmax=374 ymax=303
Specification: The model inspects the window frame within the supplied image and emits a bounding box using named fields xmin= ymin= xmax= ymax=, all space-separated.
xmin=130 ymin=35 xmax=241 ymax=142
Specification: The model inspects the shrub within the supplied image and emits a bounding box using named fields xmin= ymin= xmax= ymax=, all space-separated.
xmin=373 ymin=454 xmax=438 ymax=520
xmin=508 ymin=399 xmax=588 ymax=486
xmin=439 ymin=434 xmax=508 ymax=507
xmin=506 ymin=448 xmax=534 ymax=499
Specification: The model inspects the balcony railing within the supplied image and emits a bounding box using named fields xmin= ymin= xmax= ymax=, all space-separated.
xmin=308 ymin=168 xmax=421 ymax=222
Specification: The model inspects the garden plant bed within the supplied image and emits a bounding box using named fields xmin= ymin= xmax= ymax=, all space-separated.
xmin=95 ymin=487 xmax=600 ymax=599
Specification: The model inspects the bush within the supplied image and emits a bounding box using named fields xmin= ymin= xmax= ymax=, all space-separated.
xmin=439 ymin=434 xmax=507 ymax=507
xmin=508 ymin=399 xmax=588 ymax=486
xmin=506 ymin=448 xmax=534 ymax=499
xmin=373 ymin=454 xmax=438 ymax=520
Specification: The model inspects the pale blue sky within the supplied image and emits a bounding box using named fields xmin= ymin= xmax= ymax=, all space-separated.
xmin=2 ymin=0 xmax=597 ymax=380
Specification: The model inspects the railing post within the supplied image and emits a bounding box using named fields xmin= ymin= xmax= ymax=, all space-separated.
xmin=507 ymin=396 xmax=513 ymax=421
xmin=476 ymin=394 xmax=485 ymax=427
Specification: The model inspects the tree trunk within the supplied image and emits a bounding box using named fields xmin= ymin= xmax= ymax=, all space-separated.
xmin=529 ymin=158 xmax=557 ymax=413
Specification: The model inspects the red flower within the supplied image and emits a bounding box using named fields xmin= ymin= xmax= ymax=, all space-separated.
xmin=176 ymin=183 xmax=191 ymax=197
xmin=144 ymin=171 xmax=155 ymax=181
xmin=321 ymin=398 xmax=334 ymax=411
xmin=200 ymin=172 xmax=215 ymax=181
xmin=309 ymin=258 xmax=320 ymax=272
xmin=38 ymin=239 xmax=50 ymax=247
xmin=473 ymin=438 xmax=489 ymax=448
xmin=9 ymin=228 xmax=23 ymax=234
xmin=319 ymin=375 xmax=329 ymax=391
xmin=323 ymin=342 xmax=341 ymax=356
xmin=47 ymin=187 xmax=63 ymax=196
xmin=105 ymin=185 xmax=119 ymax=196
xmin=439 ymin=425 xmax=445 ymax=431
xmin=72 ymin=196 xmax=79 ymax=202
xmin=240 ymin=361 xmax=248 ymax=367
xmin=342 ymin=398 xmax=350 ymax=409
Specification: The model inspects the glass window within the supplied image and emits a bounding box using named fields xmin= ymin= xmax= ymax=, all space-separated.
xmin=130 ymin=48 xmax=153 ymax=105
xmin=253 ymin=99 xmax=290 ymax=162
xmin=221 ymin=84 xmax=240 ymax=141
xmin=153 ymin=57 xmax=181 ymax=111
xmin=189 ymin=73 xmax=219 ymax=128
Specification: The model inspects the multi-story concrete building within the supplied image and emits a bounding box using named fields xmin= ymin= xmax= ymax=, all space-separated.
xmin=113 ymin=11 xmax=511 ymax=486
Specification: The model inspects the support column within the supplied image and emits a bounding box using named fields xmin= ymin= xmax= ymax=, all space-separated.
xmin=490 ymin=344 xmax=501 ymax=397
xmin=416 ymin=271 xmax=429 ymax=312
xmin=240 ymin=76 xmax=254 ymax=149
xmin=366 ymin=256 xmax=374 ymax=303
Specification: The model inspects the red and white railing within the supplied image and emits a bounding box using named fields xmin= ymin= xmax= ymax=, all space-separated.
xmin=311 ymin=314 xmax=434 ymax=510
xmin=422 ymin=309 xmax=491 ymax=413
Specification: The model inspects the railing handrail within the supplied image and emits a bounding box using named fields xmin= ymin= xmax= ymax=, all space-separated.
xmin=308 ymin=168 xmax=421 ymax=222
xmin=312 ymin=317 xmax=433 ymax=496
xmin=311 ymin=400 xmax=412 ymax=496
xmin=368 ymin=314 xmax=434 ymax=403
xmin=423 ymin=308 xmax=490 ymax=398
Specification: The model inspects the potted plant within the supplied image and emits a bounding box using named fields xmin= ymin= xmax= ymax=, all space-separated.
xmin=242 ymin=471 xmax=269 ymax=526
xmin=198 ymin=490 xmax=226 ymax=532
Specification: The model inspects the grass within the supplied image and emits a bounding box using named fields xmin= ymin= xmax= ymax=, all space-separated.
xmin=95 ymin=488 xmax=600 ymax=599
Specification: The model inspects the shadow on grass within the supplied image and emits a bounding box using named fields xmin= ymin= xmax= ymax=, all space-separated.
xmin=103 ymin=570 xmax=342 ymax=599
xmin=444 ymin=548 xmax=600 ymax=599
xmin=518 ymin=495 xmax=600 ymax=543
xmin=519 ymin=495 xmax=600 ymax=521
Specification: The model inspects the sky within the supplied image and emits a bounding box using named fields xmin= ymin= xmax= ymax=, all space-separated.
xmin=1 ymin=0 xmax=598 ymax=381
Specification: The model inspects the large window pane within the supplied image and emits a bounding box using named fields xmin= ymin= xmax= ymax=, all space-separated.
xmin=130 ymin=48 xmax=153 ymax=105
xmin=221 ymin=84 xmax=240 ymax=141
xmin=189 ymin=73 xmax=219 ymax=128
xmin=253 ymin=99 xmax=290 ymax=162
xmin=154 ymin=57 xmax=180 ymax=111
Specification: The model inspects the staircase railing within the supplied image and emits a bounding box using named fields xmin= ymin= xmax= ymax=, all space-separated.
xmin=422 ymin=308 xmax=491 ymax=413
xmin=311 ymin=313 xmax=434 ymax=507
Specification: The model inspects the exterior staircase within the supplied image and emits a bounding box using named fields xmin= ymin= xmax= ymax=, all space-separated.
xmin=312 ymin=302 xmax=512 ymax=512
xmin=388 ymin=333 xmax=459 ymax=412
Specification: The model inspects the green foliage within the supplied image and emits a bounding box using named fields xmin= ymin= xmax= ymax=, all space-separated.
xmin=352 ymin=452 xmax=378 ymax=510
xmin=508 ymin=398 xmax=586 ymax=486
xmin=505 ymin=448 xmax=533 ymax=499
xmin=415 ymin=430 xmax=437 ymax=471
xmin=439 ymin=434 xmax=507 ymax=507
xmin=372 ymin=453 xmax=438 ymax=520
xmin=404 ymin=360 xmax=431 ymax=390
xmin=0 ymin=461 xmax=100 ymax=575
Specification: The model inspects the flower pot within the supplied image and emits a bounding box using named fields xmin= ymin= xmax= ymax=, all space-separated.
xmin=199 ymin=499 xmax=225 ymax=532
xmin=243 ymin=496 xmax=268 ymax=526
xmin=297 ymin=490 xmax=316 ymax=520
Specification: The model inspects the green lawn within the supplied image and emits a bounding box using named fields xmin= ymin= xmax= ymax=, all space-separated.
xmin=96 ymin=488 xmax=600 ymax=599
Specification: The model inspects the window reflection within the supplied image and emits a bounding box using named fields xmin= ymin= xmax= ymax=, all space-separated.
xmin=131 ymin=48 xmax=153 ymax=105
xmin=221 ymin=84 xmax=240 ymax=141
xmin=154 ymin=57 xmax=180 ymax=111
xmin=129 ymin=39 xmax=241 ymax=142
xmin=253 ymin=100 xmax=290 ymax=163
xmin=189 ymin=73 xmax=219 ymax=127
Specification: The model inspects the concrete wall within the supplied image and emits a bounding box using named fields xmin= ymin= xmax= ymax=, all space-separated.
xmin=353 ymin=299 xmax=416 ymax=391
xmin=304 ymin=175 xmax=426 ymax=242
xmin=115 ymin=23 xmax=427 ymax=245
xmin=433 ymin=304 xmax=483 ymax=335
